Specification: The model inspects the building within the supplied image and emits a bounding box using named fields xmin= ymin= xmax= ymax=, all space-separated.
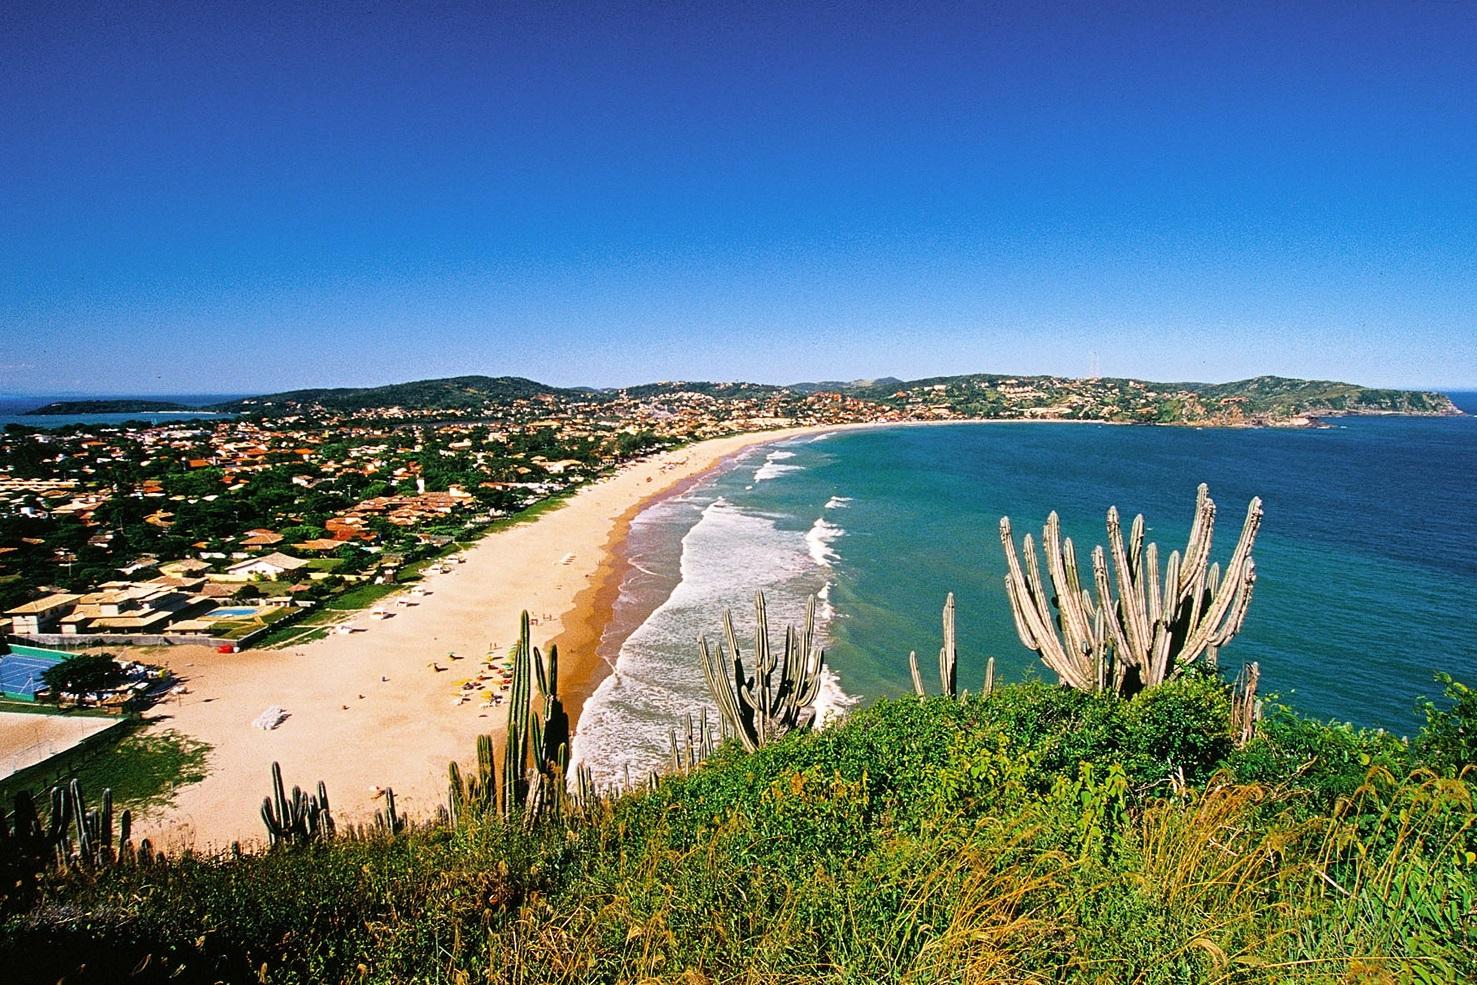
xmin=5 ymin=594 xmax=82 ymax=635
xmin=225 ymin=552 xmax=309 ymax=579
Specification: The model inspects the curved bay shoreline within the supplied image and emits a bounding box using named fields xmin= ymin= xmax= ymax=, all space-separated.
xmin=134 ymin=424 xmax=846 ymax=849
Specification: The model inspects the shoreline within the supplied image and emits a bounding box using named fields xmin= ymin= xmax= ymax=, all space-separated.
xmin=115 ymin=412 xmax=1449 ymax=849
xmin=548 ymin=436 xmax=789 ymax=731
xmin=133 ymin=423 xmax=846 ymax=850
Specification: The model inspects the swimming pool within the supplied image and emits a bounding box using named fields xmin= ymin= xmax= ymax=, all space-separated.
xmin=207 ymin=606 xmax=262 ymax=619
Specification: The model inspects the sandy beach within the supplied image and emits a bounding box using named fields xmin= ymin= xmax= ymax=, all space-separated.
xmin=138 ymin=424 xmax=848 ymax=850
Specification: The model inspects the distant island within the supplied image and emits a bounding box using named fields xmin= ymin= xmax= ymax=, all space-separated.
xmin=25 ymin=399 xmax=201 ymax=415
xmin=197 ymin=371 xmax=1461 ymax=427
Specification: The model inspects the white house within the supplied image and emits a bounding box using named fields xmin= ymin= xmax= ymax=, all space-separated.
xmin=225 ymin=552 xmax=309 ymax=579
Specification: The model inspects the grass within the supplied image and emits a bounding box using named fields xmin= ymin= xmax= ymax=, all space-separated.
xmin=3 ymin=675 xmax=1473 ymax=983
xmin=323 ymin=582 xmax=400 ymax=610
xmin=0 ymin=718 xmax=210 ymax=815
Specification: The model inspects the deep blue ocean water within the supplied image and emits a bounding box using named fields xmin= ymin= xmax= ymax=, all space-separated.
xmin=573 ymin=403 xmax=1477 ymax=784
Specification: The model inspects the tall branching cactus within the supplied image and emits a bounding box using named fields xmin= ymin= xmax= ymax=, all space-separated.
xmin=699 ymin=592 xmax=826 ymax=752
xmin=259 ymin=761 xmax=335 ymax=847
xmin=1001 ymin=483 xmax=1262 ymax=696
xmin=502 ymin=611 xmax=564 ymax=821
xmin=451 ymin=611 xmax=569 ymax=828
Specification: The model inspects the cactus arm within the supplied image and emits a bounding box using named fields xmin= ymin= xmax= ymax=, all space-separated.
xmin=1177 ymin=484 xmax=1215 ymax=596
xmin=1001 ymin=517 xmax=1081 ymax=684
xmin=700 ymin=636 xmax=759 ymax=752
xmin=939 ymin=592 xmax=957 ymax=696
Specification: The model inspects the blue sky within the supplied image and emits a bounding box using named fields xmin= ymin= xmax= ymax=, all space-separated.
xmin=2 ymin=1 xmax=1474 ymax=394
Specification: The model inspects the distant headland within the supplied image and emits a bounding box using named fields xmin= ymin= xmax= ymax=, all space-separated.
xmin=30 ymin=371 xmax=1461 ymax=428
xmin=25 ymin=399 xmax=201 ymax=416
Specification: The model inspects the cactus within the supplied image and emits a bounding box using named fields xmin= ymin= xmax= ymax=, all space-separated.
xmin=1001 ymin=483 xmax=1262 ymax=696
xmin=447 ymin=612 xmax=567 ymax=829
xmin=573 ymin=763 xmax=599 ymax=810
xmin=502 ymin=612 xmax=535 ymax=813
xmin=375 ymin=787 xmax=402 ymax=834
xmin=500 ymin=611 xmax=567 ymax=821
xmin=259 ymin=761 xmax=335 ymax=847
xmin=699 ymin=592 xmax=826 ymax=753
xmin=1231 ymin=661 xmax=1262 ymax=748
xmin=909 ymin=594 xmax=967 ymax=699
xmin=1 ymin=779 xmax=135 ymax=912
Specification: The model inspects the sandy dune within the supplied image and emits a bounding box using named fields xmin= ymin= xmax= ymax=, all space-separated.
xmin=139 ymin=425 xmax=839 ymax=850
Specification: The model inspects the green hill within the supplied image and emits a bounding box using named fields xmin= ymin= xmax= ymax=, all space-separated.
xmin=209 ymin=371 xmax=1460 ymax=424
xmin=1183 ymin=375 xmax=1461 ymax=416
xmin=212 ymin=375 xmax=575 ymax=413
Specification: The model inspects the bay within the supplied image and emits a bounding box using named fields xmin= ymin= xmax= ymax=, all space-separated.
xmin=574 ymin=404 xmax=1477 ymax=784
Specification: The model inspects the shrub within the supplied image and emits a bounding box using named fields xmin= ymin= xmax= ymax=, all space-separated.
xmin=1414 ymin=673 xmax=1477 ymax=778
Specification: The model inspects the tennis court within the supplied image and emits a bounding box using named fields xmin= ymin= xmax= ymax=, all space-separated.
xmin=0 ymin=653 xmax=64 ymax=701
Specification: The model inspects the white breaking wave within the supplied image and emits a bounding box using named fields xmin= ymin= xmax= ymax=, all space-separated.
xmin=815 ymin=666 xmax=859 ymax=726
xmin=824 ymin=496 xmax=852 ymax=510
xmin=805 ymin=516 xmax=844 ymax=567
xmin=753 ymin=448 xmax=804 ymax=483
xmin=816 ymin=581 xmax=835 ymax=621
xmin=572 ymin=498 xmax=818 ymax=785
xmin=572 ymin=495 xmax=859 ymax=787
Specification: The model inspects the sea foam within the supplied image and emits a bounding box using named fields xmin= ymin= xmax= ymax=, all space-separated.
xmin=753 ymin=449 xmax=803 ymax=483
xmin=571 ymin=497 xmax=841 ymax=786
xmin=805 ymin=516 xmax=844 ymax=567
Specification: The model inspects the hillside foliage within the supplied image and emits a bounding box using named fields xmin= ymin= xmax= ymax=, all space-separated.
xmin=4 ymin=673 xmax=1473 ymax=984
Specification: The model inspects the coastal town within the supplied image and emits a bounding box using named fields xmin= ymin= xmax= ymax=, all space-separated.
xmin=0 ymin=372 xmax=1459 ymax=658
xmin=0 ymin=383 xmax=888 ymax=654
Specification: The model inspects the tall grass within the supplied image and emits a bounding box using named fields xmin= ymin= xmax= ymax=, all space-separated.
xmin=3 ymin=676 xmax=1473 ymax=983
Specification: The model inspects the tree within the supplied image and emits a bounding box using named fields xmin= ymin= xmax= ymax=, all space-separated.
xmin=280 ymin=524 xmax=325 ymax=543
xmin=40 ymin=654 xmax=126 ymax=696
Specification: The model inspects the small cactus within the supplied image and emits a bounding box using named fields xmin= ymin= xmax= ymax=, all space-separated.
xmin=909 ymin=594 xmax=965 ymax=699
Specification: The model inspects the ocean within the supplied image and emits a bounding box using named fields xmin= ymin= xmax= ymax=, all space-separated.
xmin=0 ymin=394 xmax=241 ymax=430
xmin=573 ymin=398 xmax=1477 ymax=786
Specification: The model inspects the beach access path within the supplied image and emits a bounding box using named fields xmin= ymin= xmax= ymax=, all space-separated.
xmin=137 ymin=424 xmax=851 ymax=850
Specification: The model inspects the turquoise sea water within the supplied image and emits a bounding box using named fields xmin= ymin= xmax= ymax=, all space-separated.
xmin=573 ymin=406 xmax=1477 ymax=784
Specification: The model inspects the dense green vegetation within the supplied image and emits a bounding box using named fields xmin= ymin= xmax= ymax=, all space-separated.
xmin=4 ymin=673 xmax=1472 ymax=983
xmin=212 ymin=375 xmax=577 ymax=413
